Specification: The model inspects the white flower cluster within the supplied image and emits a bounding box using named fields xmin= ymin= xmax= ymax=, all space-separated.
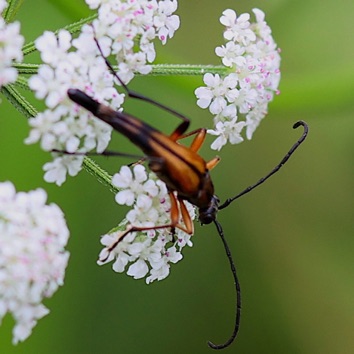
xmin=0 ymin=1 xmax=24 ymax=87
xmin=26 ymin=0 xmax=180 ymax=186
xmin=195 ymin=8 xmax=281 ymax=150
xmin=86 ymin=0 xmax=180 ymax=83
xmin=0 ymin=182 xmax=70 ymax=344
xmin=97 ymin=164 xmax=195 ymax=284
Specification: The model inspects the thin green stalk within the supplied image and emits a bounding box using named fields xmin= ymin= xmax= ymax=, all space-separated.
xmin=22 ymin=14 xmax=97 ymax=56
xmin=1 ymin=84 xmax=36 ymax=118
xmin=150 ymin=64 xmax=227 ymax=76
xmin=12 ymin=75 xmax=29 ymax=91
xmin=13 ymin=63 xmax=38 ymax=75
xmin=13 ymin=62 xmax=228 ymax=77
xmin=82 ymin=157 xmax=118 ymax=194
xmin=3 ymin=0 xmax=23 ymax=23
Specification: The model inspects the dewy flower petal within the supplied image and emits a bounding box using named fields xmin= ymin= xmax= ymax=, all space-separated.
xmin=195 ymin=8 xmax=281 ymax=150
xmin=0 ymin=181 xmax=70 ymax=344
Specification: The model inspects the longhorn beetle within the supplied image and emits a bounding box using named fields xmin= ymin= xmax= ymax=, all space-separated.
xmin=65 ymin=43 xmax=308 ymax=349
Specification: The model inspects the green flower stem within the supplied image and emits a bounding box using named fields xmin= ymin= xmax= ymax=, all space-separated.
xmin=13 ymin=63 xmax=39 ymax=75
xmin=82 ymin=157 xmax=118 ymax=194
xmin=22 ymin=14 xmax=97 ymax=56
xmin=3 ymin=0 xmax=24 ymax=23
xmin=14 ymin=63 xmax=228 ymax=77
xmin=1 ymin=84 xmax=36 ymax=118
xmin=150 ymin=64 xmax=227 ymax=76
xmin=12 ymin=64 xmax=228 ymax=95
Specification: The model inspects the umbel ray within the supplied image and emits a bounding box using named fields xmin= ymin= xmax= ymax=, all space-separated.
xmin=62 ymin=56 xmax=308 ymax=349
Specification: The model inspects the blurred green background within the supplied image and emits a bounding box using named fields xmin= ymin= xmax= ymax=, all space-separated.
xmin=1 ymin=0 xmax=353 ymax=353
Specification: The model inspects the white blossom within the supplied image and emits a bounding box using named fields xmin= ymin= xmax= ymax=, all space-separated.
xmin=0 ymin=181 xmax=70 ymax=344
xmin=98 ymin=164 xmax=195 ymax=283
xmin=208 ymin=118 xmax=246 ymax=151
xmin=196 ymin=8 xmax=281 ymax=150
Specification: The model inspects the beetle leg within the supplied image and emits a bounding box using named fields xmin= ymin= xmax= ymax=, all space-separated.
xmin=172 ymin=127 xmax=206 ymax=151
xmin=99 ymin=193 xmax=194 ymax=262
xmin=206 ymin=156 xmax=221 ymax=170
xmin=168 ymin=192 xmax=194 ymax=235
xmin=177 ymin=196 xmax=194 ymax=235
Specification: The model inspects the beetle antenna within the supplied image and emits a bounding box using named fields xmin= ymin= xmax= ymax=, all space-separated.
xmin=91 ymin=33 xmax=190 ymax=125
xmin=219 ymin=120 xmax=308 ymax=210
xmin=208 ymin=219 xmax=241 ymax=350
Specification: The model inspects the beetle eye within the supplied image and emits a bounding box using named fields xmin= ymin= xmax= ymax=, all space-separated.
xmin=199 ymin=196 xmax=219 ymax=225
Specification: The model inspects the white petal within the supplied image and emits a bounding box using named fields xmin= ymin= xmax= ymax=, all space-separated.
xmin=115 ymin=190 xmax=135 ymax=206
xmin=127 ymin=259 xmax=149 ymax=279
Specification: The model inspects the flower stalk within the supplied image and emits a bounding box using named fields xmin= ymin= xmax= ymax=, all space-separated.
xmin=13 ymin=63 xmax=227 ymax=77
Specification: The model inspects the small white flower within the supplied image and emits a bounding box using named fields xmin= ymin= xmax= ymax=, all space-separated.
xmin=154 ymin=0 xmax=180 ymax=44
xmin=112 ymin=164 xmax=158 ymax=206
xmin=0 ymin=181 xmax=70 ymax=344
xmin=215 ymin=41 xmax=246 ymax=68
xmin=195 ymin=73 xmax=238 ymax=115
xmin=221 ymin=10 xmax=256 ymax=45
xmin=43 ymin=155 xmax=84 ymax=186
xmin=25 ymin=109 xmax=62 ymax=147
xmin=35 ymin=30 xmax=72 ymax=66
xmin=208 ymin=118 xmax=246 ymax=151
xmin=195 ymin=8 xmax=281 ymax=149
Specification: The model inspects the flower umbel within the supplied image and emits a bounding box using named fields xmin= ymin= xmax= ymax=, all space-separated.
xmin=195 ymin=8 xmax=281 ymax=150
xmin=0 ymin=182 xmax=70 ymax=344
xmin=26 ymin=0 xmax=180 ymax=185
xmin=98 ymin=164 xmax=195 ymax=284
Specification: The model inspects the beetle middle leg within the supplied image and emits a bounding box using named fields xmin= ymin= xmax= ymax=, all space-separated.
xmin=100 ymin=192 xmax=194 ymax=262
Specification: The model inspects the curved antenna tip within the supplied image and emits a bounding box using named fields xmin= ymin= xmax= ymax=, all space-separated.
xmin=207 ymin=339 xmax=233 ymax=350
xmin=293 ymin=120 xmax=309 ymax=132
